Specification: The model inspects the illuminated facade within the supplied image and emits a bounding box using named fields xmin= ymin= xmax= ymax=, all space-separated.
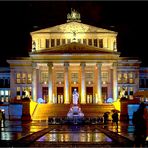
xmin=3 ymin=10 xmax=147 ymax=105
xmin=0 ymin=67 xmax=10 ymax=103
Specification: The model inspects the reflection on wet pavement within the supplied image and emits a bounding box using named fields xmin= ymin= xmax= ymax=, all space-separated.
xmin=38 ymin=132 xmax=112 ymax=142
xmin=0 ymin=120 xmax=48 ymax=141
xmin=37 ymin=125 xmax=112 ymax=143
xmin=0 ymin=120 xmax=137 ymax=147
xmin=0 ymin=132 xmax=33 ymax=140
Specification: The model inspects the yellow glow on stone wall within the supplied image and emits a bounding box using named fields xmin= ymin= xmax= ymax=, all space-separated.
xmin=81 ymin=90 xmax=85 ymax=104
xmin=95 ymin=93 xmax=101 ymax=104
xmin=30 ymin=100 xmax=38 ymax=118
xmin=112 ymin=98 xmax=121 ymax=111
xmin=52 ymin=94 xmax=55 ymax=103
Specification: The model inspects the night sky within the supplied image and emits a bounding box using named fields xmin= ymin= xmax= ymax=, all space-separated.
xmin=0 ymin=1 xmax=148 ymax=67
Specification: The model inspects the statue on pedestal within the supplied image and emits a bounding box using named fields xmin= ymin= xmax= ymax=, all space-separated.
xmin=73 ymin=89 xmax=79 ymax=105
xmin=67 ymin=88 xmax=84 ymax=124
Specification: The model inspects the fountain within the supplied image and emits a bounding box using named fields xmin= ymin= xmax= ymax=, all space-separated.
xmin=67 ymin=89 xmax=84 ymax=124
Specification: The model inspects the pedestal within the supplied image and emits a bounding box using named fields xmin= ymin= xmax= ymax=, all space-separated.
xmin=120 ymin=99 xmax=128 ymax=121
xmin=67 ymin=105 xmax=84 ymax=124
xmin=21 ymin=98 xmax=32 ymax=121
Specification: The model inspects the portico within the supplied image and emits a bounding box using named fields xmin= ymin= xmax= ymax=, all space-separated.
xmin=31 ymin=60 xmax=118 ymax=104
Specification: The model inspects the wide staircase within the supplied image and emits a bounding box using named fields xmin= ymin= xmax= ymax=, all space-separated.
xmin=31 ymin=103 xmax=115 ymax=121
xmin=31 ymin=104 xmax=70 ymax=120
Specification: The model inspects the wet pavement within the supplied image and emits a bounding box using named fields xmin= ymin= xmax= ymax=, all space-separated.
xmin=0 ymin=120 xmax=145 ymax=147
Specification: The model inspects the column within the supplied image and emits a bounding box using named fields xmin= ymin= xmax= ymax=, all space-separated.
xmin=64 ymin=62 xmax=69 ymax=104
xmin=96 ymin=63 xmax=102 ymax=103
xmin=80 ymin=62 xmax=86 ymax=104
xmin=32 ymin=63 xmax=37 ymax=102
xmin=48 ymin=62 xmax=53 ymax=103
xmin=108 ymin=68 xmax=113 ymax=98
xmin=37 ymin=68 xmax=42 ymax=98
xmin=113 ymin=62 xmax=118 ymax=101
xmin=10 ymin=68 xmax=15 ymax=100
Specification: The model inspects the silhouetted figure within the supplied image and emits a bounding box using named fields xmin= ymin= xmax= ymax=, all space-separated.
xmin=2 ymin=111 xmax=5 ymax=127
xmin=0 ymin=110 xmax=2 ymax=130
xmin=103 ymin=113 xmax=109 ymax=124
xmin=112 ymin=111 xmax=119 ymax=128
xmin=132 ymin=102 xmax=147 ymax=147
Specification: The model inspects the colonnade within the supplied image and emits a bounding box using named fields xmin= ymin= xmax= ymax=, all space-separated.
xmin=32 ymin=62 xmax=118 ymax=103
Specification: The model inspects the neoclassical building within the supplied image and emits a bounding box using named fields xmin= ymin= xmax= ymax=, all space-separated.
xmin=6 ymin=10 xmax=141 ymax=105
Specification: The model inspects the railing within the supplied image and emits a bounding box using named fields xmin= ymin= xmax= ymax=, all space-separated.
xmin=48 ymin=116 xmax=104 ymax=125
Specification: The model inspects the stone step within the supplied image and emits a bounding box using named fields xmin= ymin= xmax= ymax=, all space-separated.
xmin=32 ymin=103 xmax=115 ymax=120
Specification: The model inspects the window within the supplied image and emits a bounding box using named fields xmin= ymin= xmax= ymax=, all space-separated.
xmin=71 ymin=73 xmax=78 ymax=84
xmin=56 ymin=73 xmax=64 ymax=84
xmin=124 ymin=87 xmax=128 ymax=97
xmin=1 ymin=97 xmax=4 ymax=102
xmin=16 ymin=73 xmax=28 ymax=84
xmin=51 ymin=39 xmax=55 ymax=47
xmin=0 ymin=90 xmax=4 ymax=96
xmin=22 ymin=73 xmax=26 ymax=84
xmin=27 ymin=74 xmax=32 ymax=84
xmin=85 ymin=72 xmax=94 ymax=84
xmin=42 ymin=87 xmax=48 ymax=102
xmin=45 ymin=39 xmax=49 ymax=48
xmin=102 ymin=72 xmax=108 ymax=83
xmin=67 ymin=39 xmax=71 ymax=44
xmin=99 ymin=39 xmax=103 ymax=48
xmin=0 ymin=89 xmax=10 ymax=103
xmin=113 ymin=41 xmax=116 ymax=50
xmin=28 ymin=87 xmax=32 ymax=96
xmin=41 ymin=72 xmax=48 ymax=84
xmin=5 ymin=90 xmax=9 ymax=96
xmin=5 ymin=97 xmax=9 ymax=102
xmin=94 ymin=39 xmax=98 ymax=47
xmin=140 ymin=79 xmax=145 ymax=88
xmin=62 ymin=39 xmax=66 ymax=45
xmin=123 ymin=73 xmax=128 ymax=83
xmin=118 ymin=73 xmax=122 ymax=83
xmin=0 ymin=79 xmax=4 ymax=87
xmin=16 ymin=87 xmax=21 ymax=100
xmin=146 ymin=79 xmax=148 ymax=88
xmin=118 ymin=87 xmax=121 ymax=96
xmin=4 ymin=79 xmax=10 ymax=88
xmin=83 ymin=39 xmax=87 ymax=45
xmin=88 ymin=39 xmax=92 ymax=46
xmin=78 ymin=39 xmax=81 ymax=43
xmin=129 ymin=87 xmax=133 ymax=95
xmin=129 ymin=72 xmax=134 ymax=84
xmin=56 ymin=39 xmax=60 ymax=46
xmin=22 ymin=87 xmax=26 ymax=98
xmin=16 ymin=73 xmax=21 ymax=83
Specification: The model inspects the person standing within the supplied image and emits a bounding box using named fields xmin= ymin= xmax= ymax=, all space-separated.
xmin=0 ymin=110 xmax=3 ymax=130
xmin=112 ymin=111 xmax=119 ymax=128
xmin=103 ymin=112 xmax=109 ymax=125
xmin=132 ymin=102 xmax=147 ymax=147
xmin=2 ymin=110 xmax=5 ymax=127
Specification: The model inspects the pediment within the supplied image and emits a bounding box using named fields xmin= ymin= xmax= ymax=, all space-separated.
xmin=31 ymin=22 xmax=116 ymax=34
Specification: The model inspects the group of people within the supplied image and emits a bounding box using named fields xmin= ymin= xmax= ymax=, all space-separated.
xmin=103 ymin=102 xmax=148 ymax=147
xmin=103 ymin=111 xmax=119 ymax=127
